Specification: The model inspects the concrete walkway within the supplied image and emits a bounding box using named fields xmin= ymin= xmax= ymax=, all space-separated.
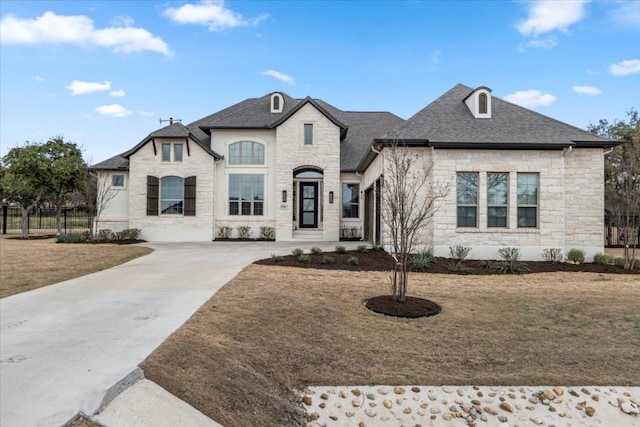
xmin=1 ymin=241 xmax=356 ymax=427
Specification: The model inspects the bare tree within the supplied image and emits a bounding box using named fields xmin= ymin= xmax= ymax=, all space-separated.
xmin=91 ymin=172 xmax=118 ymax=237
xmin=380 ymin=141 xmax=449 ymax=301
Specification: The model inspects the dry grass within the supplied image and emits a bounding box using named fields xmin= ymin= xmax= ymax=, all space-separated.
xmin=0 ymin=236 xmax=153 ymax=298
xmin=142 ymin=265 xmax=640 ymax=427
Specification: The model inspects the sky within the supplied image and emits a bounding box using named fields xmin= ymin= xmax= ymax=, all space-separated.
xmin=1 ymin=0 xmax=639 ymax=165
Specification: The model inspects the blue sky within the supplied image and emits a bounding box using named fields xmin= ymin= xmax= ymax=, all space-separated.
xmin=1 ymin=0 xmax=638 ymax=164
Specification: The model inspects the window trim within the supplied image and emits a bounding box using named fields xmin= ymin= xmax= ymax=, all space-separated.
xmin=228 ymin=174 xmax=264 ymax=216
xmin=456 ymin=172 xmax=479 ymax=228
xmin=487 ymin=172 xmax=508 ymax=228
xmin=517 ymin=172 xmax=539 ymax=228
xmin=341 ymin=182 xmax=360 ymax=219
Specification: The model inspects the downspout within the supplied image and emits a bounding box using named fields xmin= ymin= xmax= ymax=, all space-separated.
xmin=212 ymin=157 xmax=224 ymax=241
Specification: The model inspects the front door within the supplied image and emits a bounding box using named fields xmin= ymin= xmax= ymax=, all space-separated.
xmin=299 ymin=182 xmax=318 ymax=228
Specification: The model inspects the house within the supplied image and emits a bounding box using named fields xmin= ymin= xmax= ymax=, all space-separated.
xmin=92 ymin=84 xmax=617 ymax=260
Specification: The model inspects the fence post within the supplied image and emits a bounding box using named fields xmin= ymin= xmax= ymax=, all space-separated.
xmin=2 ymin=204 xmax=7 ymax=235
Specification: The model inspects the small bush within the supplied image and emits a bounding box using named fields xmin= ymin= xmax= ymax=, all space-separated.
xmin=237 ymin=226 xmax=251 ymax=240
xmin=542 ymin=248 xmax=563 ymax=263
xmin=593 ymin=253 xmax=612 ymax=265
xmin=56 ymin=233 xmax=87 ymax=243
xmin=217 ymin=226 xmax=232 ymax=239
xmin=356 ymin=244 xmax=368 ymax=253
xmin=322 ymin=256 xmax=335 ymax=264
xmin=291 ymin=248 xmax=304 ymax=257
xmin=347 ymin=256 xmax=359 ymax=265
xmin=335 ymin=245 xmax=346 ymax=254
xmin=297 ymin=254 xmax=311 ymax=264
xmin=449 ymin=245 xmax=472 ymax=261
xmin=310 ymin=246 xmax=323 ymax=255
xmin=567 ymin=248 xmax=586 ymax=263
xmin=96 ymin=229 xmax=114 ymax=241
xmin=479 ymin=259 xmax=494 ymax=269
xmin=259 ymin=226 xmax=275 ymax=240
xmin=614 ymin=257 xmax=625 ymax=267
xmin=493 ymin=247 xmax=530 ymax=274
xmin=115 ymin=228 xmax=141 ymax=240
xmin=270 ymin=254 xmax=283 ymax=262
xmin=447 ymin=261 xmax=469 ymax=274
xmin=411 ymin=247 xmax=435 ymax=272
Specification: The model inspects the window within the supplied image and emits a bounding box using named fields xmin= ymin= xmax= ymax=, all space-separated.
xmin=479 ymin=93 xmax=488 ymax=114
xmin=457 ymin=173 xmax=478 ymax=227
xmin=517 ymin=173 xmax=538 ymax=228
xmin=342 ymin=183 xmax=359 ymax=218
xmin=229 ymin=175 xmax=264 ymax=216
xmin=160 ymin=176 xmax=184 ymax=214
xmin=161 ymin=143 xmax=171 ymax=162
xmin=174 ymin=144 xmax=183 ymax=162
xmin=304 ymin=124 xmax=313 ymax=145
xmin=228 ymin=141 xmax=264 ymax=165
xmin=273 ymin=96 xmax=279 ymax=110
xmin=487 ymin=173 xmax=508 ymax=227
xmin=111 ymin=174 xmax=125 ymax=187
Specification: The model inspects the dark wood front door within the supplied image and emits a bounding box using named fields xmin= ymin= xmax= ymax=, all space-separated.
xmin=299 ymin=182 xmax=318 ymax=228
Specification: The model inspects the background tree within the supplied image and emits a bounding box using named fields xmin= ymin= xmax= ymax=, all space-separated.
xmin=43 ymin=136 xmax=87 ymax=234
xmin=381 ymin=141 xmax=449 ymax=301
xmin=0 ymin=143 xmax=51 ymax=238
xmin=588 ymin=109 xmax=640 ymax=269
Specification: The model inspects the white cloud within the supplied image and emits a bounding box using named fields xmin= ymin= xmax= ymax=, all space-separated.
xmin=67 ymin=80 xmax=111 ymax=95
xmin=32 ymin=75 xmax=44 ymax=82
xmin=609 ymin=59 xmax=640 ymax=76
xmin=526 ymin=37 xmax=557 ymax=49
xmin=608 ymin=0 xmax=640 ymax=26
xmin=260 ymin=69 xmax=295 ymax=85
xmin=111 ymin=15 xmax=134 ymax=27
xmin=572 ymin=85 xmax=602 ymax=95
xmin=516 ymin=0 xmax=589 ymax=36
xmin=0 ymin=11 xmax=172 ymax=56
xmin=95 ymin=104 xmax=132 ymax=117
xmin=504 ymin=89 xmax=557 ymax=107
xmin=138 ymin=111 xmax=155 ymax=117
xmin=110 ymin=89 xmax=126 ymax=97
xmin=163 ymin=0 xmax=267 ymax=31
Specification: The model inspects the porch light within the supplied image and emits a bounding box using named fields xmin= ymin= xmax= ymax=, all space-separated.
xmin=329 ymin=191 xmax=334 ymax=204
xmin=282 ymin=190 xmax=287 ymax=203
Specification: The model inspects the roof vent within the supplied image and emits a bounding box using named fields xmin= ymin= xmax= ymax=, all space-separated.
xmin=464 ymin=86 xmax=492 ymax=119
xmin=271 ymin=93 xmax=284 ymax=113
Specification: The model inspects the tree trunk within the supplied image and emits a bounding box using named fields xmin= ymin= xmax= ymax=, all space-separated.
xmin=56 ymin=204 xmax=63 ymax=235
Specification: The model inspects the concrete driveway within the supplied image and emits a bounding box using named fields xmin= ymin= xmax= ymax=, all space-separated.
xmin=0 ymin=240 xmax=354 ymax=427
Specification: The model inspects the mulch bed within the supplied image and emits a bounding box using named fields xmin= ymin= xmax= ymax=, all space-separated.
xmin=254 ymin=249 xmax=639 ymax=274
xmin=365 ymin=295 xmax=442 ymax=318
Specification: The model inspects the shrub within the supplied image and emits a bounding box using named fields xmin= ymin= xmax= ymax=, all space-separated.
xmin=356 ymin=244 xmax=368 ymax=253
xmin=493 ymin=247 xmax=530 ymax=274
xmin=116 ymin=228 xmax=141 ymax=240
xmin=335 ymin=245 xmax=346 ymax=254
xmin=347 ymin=256 xmax=359 ymax=265
xmin=479 ymin=259 xmax=494 ymax=269
xmin=567 ymin=248 xmax=586 ymax=264
xmin=593 ymin=253 xmax=612 ymax=265
xmin=237 ymin=226 xmax=251 ymax=240
xmin=291 ymin=248 xmax=304 ymax=257
xmin=297 ymin=254 xmax=311 ymax=264
xmin=96 ymin=229 xmax=114 ymax=241
xmin=447 ymin=261 xmax=469 ymax=274
xmin=322 ymin=256 xmax=335 ymax=264
xmin=614 ymin=257 xmax=625 ymax=267
xmin=270 ymin=254 xmax=283 ymax=262
xmin=411 ymin=247 xmax=435 ymax=272
xmin=56 ymin=233 xmax=87 ymax=243
xmin=449 ymin=245 xmax=471 ymax=261
xmin=310 ymin=246 xmax=323 ymax=255
xmin=217 ymin=226 xmax=232 ymax=239
xmin=542 ymin=248 xmax=563 ymax=263
xmin=259 ymin=226 xmax=275 ymax=240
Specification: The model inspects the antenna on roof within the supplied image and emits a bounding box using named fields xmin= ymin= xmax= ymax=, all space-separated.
xmin=159 ymin=117 xmax=182 ymax=125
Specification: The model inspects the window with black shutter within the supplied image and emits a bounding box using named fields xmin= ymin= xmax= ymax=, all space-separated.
xmin=184 ymin=176 xmax=196 ymax=216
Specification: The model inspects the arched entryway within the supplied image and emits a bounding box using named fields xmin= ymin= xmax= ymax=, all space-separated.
xmin=293 ymin=168 xmax=323 ymax=230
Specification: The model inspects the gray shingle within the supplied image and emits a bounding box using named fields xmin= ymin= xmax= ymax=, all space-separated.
xmin=90 ymin=155 xmax=129 ymax=171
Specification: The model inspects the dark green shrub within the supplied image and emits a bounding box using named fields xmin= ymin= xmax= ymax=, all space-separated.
xmin=542 ymin=248 xmax=563 ymax=263
xmin=56 ymin=233 xmax=87 ymax=243
xmin=447 ymin=261 xmax=469 ymax=274
xmin=614 ymin=257 xmax=625 ymax=267
xmin=291 ymin=248 xmax=304 ymax=257
xmin=593 ymin=253 xmax=612 ymax=265
xmin=356 ymin=244 xmax=368 ymax=253
xmin=297 ymin=254 xmax=311 ymax=264
xmin=310 ymin=246 xmax=322 ymax=255
xmin=411 ymin=247 xmax=434 ymax=272
xmin=270 ymin=254 xmax=283 ymax=262
xmin=567 ymin=248 xmax=585 ymax=263
xmin=347 ymin=256 xmax=359 ymax=265
xmin=493 ymin=247 xmax=530 ymax=274
xmin=335 ymin=245 xmax=346 ymax=254
xmin=322 ymin=256 xmax=335 ymax=264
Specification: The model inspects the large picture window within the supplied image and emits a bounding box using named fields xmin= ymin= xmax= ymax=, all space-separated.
xmin=517 ymin=173 xmax=538 ymax=228
xmin=457 ymin=172 xmax=478 ymax=227
xmin=342 ymin=183 xmax=359 ymax=218
xmin=229 ymin=141 xmax=264 ymax=165
xmin=487 ymin=172 xmax=508 ymax=227
xmin=229 ymin=175 xmax=264 ymax=215
xmin=160 ymin=176 xmax=184 ymax=214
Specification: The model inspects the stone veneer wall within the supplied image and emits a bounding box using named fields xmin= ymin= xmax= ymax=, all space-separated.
xmin=275 ymin=103 xmax=341 ymax=241
xmin=563 ymin=148 xmax=605 ymax=260
xmin=128 ymin=138 xmax=215 ymax=241
xmin=431 ymin=149 xmax=577 ymax=261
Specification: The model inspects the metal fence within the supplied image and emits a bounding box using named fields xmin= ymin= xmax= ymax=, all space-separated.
xmin=1 ymin=206 xmax=92 ymax=235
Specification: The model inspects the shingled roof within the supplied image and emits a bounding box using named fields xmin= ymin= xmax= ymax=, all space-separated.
xmin=91 ymin=154 xmax=129 ymax=171
xmin=394 ymin=83 xmax=615 ymax=148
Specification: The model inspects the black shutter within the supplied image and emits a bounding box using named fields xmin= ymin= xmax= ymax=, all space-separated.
xmin=184 ymin=176 xmax=196 ymax=216
xmin=147 ymin=176 xmax=159 ymax=216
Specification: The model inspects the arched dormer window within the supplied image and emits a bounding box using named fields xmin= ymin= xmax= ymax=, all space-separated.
xmin=271 ymin=93 xmax=284 ymax=113
xmin=229 ymin=141 xmax=265 ymax=165
xmin=479 ymin=93 xmax=488 ymax=114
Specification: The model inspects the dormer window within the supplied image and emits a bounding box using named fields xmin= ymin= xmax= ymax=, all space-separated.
xmin=464 ymin=86 xmax=492 ymax=119
xmin=271 ymin=93 xmax=284 ymax=113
